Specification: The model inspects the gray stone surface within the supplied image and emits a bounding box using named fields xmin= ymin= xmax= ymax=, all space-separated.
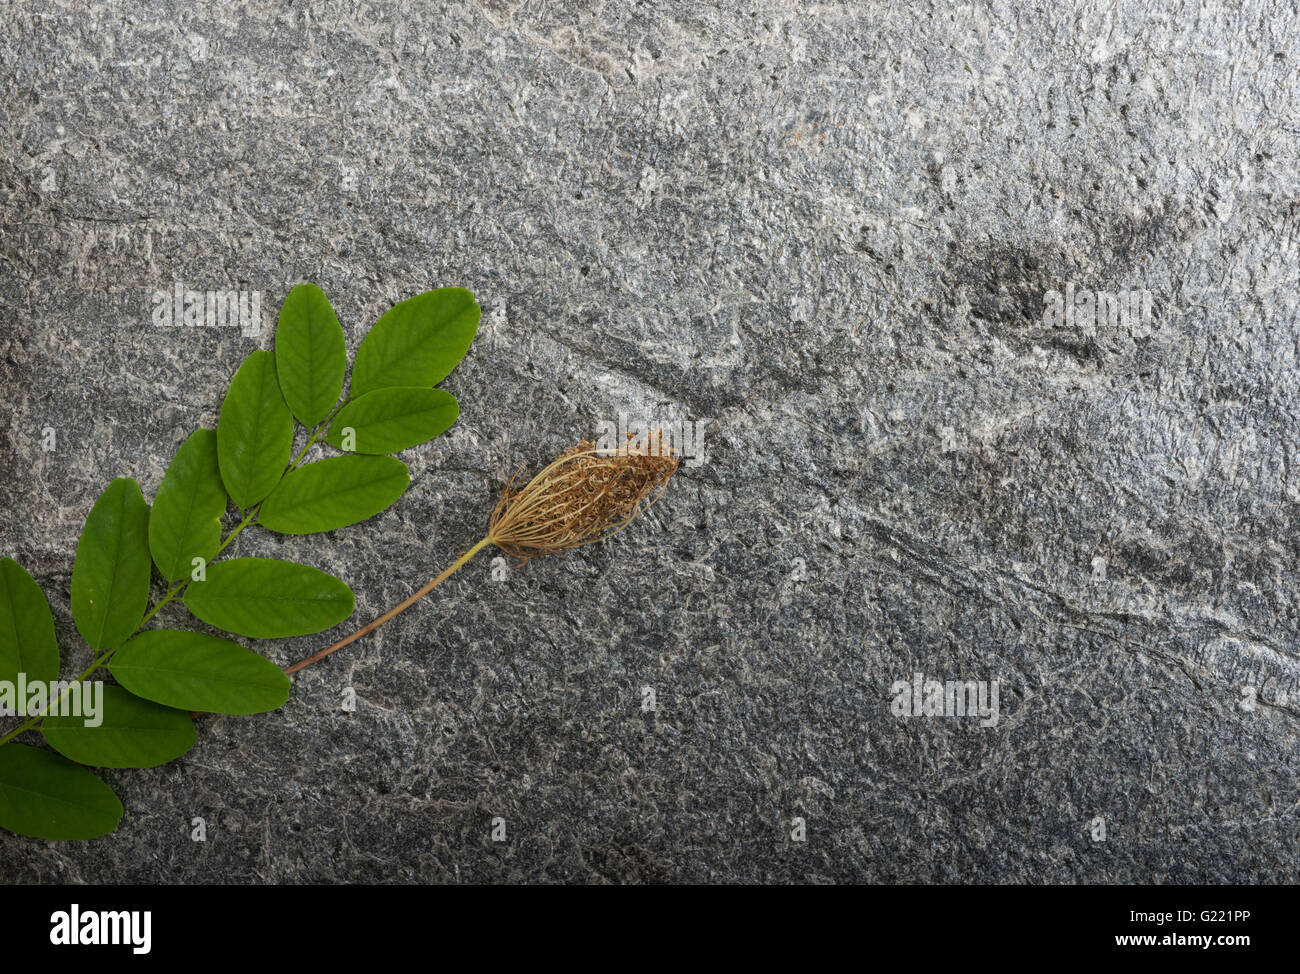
xmin=2 ymin=0 xmax=1299 ymax=883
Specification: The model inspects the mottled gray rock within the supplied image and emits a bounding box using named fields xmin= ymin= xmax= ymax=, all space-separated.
xmin=1 ymin=0 xmax=1299 ymax=883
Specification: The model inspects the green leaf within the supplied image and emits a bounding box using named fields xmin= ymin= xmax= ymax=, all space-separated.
xmin=112 ymin=630 xmax=291 ymax=714
xmin=324 ymin=387 xmax=459 ymax=455
xmin=0 ymin=743 xmax=123 ymax=840
xmin=258 ymin=455 xmax=410 ymax=535
xmin=149 ymin=428 xmax=227 ymax=582
xmin=0 ymin=557 xmax=60 ymax=689
xmin=183 ymin=557 xmax=354 ymax=637
xmin=71 ymin=478 xmax=152 ymax=652
xmin=217 ymin=349 xmax=294 ymax=508
xmin=350 ymin=287 xmax=479 ymax=398
xmin=42 ymin=685 xmax=196 ymax=769
xmin=276 ymin=283 xmax=347 ymax=427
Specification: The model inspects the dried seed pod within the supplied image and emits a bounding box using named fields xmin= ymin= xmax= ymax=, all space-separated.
xmin=488 ymin=438 xmax=678 ymax=560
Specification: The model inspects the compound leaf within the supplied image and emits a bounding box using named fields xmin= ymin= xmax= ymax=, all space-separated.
xmin=217 ymin=350 xmax=294 ymax=508
xmin=325 ymin=387 xmax=459 ymax=455
xmin=258 ymin=455 xmax=409 ymax=534
xmin=0 ymin=743 xmax=123 ymax=840
xmin=149 ymin=428 xmax=227 ymax=582
xmin=111 ymin=629 xmax=290 ymax=715
xmin=183 ymin=557 xmax=353 ymax=638
xmin=350 ymin=287 xmax=479 ymax=397
xmin=276 ymin=283 xmax=347 ymax=428
xmin=71 ymin=478 xmax=151 ymax=652
xmin=0 ymin=557 xmax=60 ymax=690
xmin=42 ymin=685 xmax=196 ymax=769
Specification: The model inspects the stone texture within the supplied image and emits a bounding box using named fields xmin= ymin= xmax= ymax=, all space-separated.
xmin=1 ymin=0 xmax=1299 ymax=882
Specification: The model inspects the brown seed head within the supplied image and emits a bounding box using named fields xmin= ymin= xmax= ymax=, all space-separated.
xmin=488 ymin=437 xmax=679 ymax=561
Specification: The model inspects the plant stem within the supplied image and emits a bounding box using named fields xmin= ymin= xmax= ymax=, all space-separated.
xmin=287 ymin=436 xmax=319 ymax=473
xmin=214 ymin=510 xmax=256 ymax=558
xmin=286 ymin=400 xmax=350 ymax=474
xmin=284 ymin=535 xmax=494 ymax=676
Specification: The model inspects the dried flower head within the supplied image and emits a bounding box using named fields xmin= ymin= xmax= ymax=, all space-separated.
xmin=488 ymin=437 xmax=679 ymax=560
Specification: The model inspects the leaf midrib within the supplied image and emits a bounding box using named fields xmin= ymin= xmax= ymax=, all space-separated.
xmin=277 ymin=469 xmax=405 ymax=509
xmin=0 ymin=776 xmax=114 ymax=813
xmin=92 ymin=483 xmax=139 ymax=648
xmin=114 ymin=662 xmax=284 ymax=690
